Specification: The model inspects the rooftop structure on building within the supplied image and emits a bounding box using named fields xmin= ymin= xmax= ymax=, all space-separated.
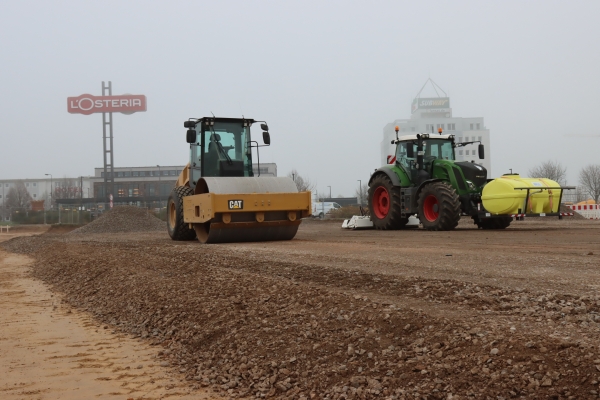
xmin=381 ymin=79 xmax=492 ymax=175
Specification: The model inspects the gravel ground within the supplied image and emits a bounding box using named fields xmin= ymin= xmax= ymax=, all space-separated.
xmin=2 ymin=211 xmax=600 ymax=399
xmin=68 ymin=205 xmax=165 ymax=235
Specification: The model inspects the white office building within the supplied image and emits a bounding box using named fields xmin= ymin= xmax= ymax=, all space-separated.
xmin=381 ymin=84 xmax=492 ymax=175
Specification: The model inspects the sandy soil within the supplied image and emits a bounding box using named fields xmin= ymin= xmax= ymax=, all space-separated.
xmin=0 ymin=230 xmax=222 ymax=400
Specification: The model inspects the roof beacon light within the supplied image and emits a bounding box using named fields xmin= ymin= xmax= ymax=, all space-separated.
xmin=438 ymin=127 xmax=443 ymax=135
xmin=395 ymin=125 xmax=400 ymax=141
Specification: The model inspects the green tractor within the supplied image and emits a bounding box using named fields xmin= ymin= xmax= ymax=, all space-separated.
xmin=368 ymin=127 xmax=508 ymax=230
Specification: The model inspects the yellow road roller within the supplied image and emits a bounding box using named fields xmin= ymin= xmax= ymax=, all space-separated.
xmin=167 ymin=117 xmax=311 ymax=243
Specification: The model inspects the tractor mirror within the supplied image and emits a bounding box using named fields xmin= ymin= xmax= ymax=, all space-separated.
xmin=263 ymin=131 xmax=271 ymax=145
xmin=260 ymin=123 xmax=269 ymax=132
xmin=186 ymin=129 xmax=196 ymax=143
xmin=406 ymin=145 xmax=414 ymax=158
xmin=184 ymin=120 xmax=196 ymax=128
xmin=478 ymin=144 xmax=485 ymax=159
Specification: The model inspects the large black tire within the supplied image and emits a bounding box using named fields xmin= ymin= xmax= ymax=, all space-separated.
xmin=474 ymin=216 xmax=512 ymax=229
xmin=368 ymin=174 xmax=408 ymax=230
xmin=167 ymin=186 xmax=197 ymax=241
xmin=417 ymin=182 xmax=461 ymax=231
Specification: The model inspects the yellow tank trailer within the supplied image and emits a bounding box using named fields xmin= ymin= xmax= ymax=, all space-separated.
xmin=482 ymin=175 xmax=563 ymax=215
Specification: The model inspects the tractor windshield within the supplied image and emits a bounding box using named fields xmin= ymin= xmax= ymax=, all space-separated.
xmin=396 ymin=138 xmax=455 ymax=177
xmin=424 ymin=139 xmax=455 ymax=161
xmin=202 ymin=122 xmax=252 ymax=177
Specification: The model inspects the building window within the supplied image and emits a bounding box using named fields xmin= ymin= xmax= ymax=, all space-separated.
xmin=425 ymin=124 xmax=434 ymax=132
xmin=124 ymin=171 xmax=131 ymax=177
xmin=470 ymin=123 xmax=474 ymax=130
xmin=26 ymin=182 xmax=29 ymax=187
xmin=5 ymin=184 xmax=8 ymax=187
xmin=33 ymin=182 xmax=37 ymax=187
xmin=478 ymin=136 xmax=482 ymax=142
xmin=133 ymin=171 xmax=139 ymax=177
xmin=476 ymin=123 xmax=481 ymax=130
xmin=0 ymin=195 xmax=2 ymax=199
xmin=117 ymin=172 xmax=123 ymax=177
xmin=33 ymin=194 xmax=37 ymax=198
xmin=448 ymin=123 xmax=455 ymax=130
xmin=459 ymin=150 xmax=463 ymax=155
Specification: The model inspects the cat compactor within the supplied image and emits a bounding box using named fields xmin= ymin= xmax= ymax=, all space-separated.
xmin=168 ymin=117 xmax=311 ymax=243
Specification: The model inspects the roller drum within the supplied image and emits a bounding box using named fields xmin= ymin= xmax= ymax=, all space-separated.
xmin=193 ymin=177 xmax=304 ymax=244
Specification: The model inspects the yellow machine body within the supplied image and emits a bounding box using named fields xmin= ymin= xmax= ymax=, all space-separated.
xmin=183 ymin=192 xmax=312 ymax=224
xmin=481 ymin=174 xmax=562 ymax=215
xmin=175 ymin=175 xmax=311 ymax=243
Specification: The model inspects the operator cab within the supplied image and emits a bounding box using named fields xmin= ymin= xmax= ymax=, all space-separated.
xmin=183 ymin=117 xmax=270 ymax=190
xmin=395 ymin=134 xmax=456 ymax=181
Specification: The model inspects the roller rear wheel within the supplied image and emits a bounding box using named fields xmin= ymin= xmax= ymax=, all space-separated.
xmin=167 ymin=186 xmax=197 ymax=240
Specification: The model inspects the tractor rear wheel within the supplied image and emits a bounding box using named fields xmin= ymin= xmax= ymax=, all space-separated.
xmin=167 ymin=186 xmax=197 ymax=241
xmin=417 ymin=182 xmax=461 ymax=231
xmin=368 ymin=174 xmax=408 ymax=230
xmin=475 ymin=216 xmax=512 ymax=229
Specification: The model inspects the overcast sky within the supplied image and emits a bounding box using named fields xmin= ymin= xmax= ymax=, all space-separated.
xmin=1 ymin=0 xmax=599 ymax=197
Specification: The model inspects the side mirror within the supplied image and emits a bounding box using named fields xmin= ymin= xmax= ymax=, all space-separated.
xmin=406 ymin=145 xmax=414 ymax=158
xmin=263 ymin=131 xmax=271 ymax=145
xmin=478 ymin=144 xmax=485 ymax=159
xmin=184 ymin=120 xmax=196 ymax=128
xmin=260 ymin=123 xmax=269 ymax=132
xmin=186 ymin=129 xmax=196 ymax=144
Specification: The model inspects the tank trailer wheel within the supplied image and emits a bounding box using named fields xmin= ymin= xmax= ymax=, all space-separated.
xmin=475 ymin=216 xmax=512 ymax=229
xmin=417 ymin=182 xmax=461 ymax=231
xmin=167 ymin=186 xmax=197 ymax=241
xmin=368 ymin=174 xmax=408 ymax=230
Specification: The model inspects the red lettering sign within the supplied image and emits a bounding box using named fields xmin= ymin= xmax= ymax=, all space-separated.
xmin=67 ymin=94 xmax=147 ymax=115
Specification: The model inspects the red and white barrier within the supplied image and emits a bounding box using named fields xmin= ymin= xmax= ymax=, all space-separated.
xmin=569 ymin=204 xmax=600 ymax=220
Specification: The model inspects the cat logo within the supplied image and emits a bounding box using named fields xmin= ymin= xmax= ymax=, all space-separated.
xmin=228 ymin=200 xmax=244 ymax=210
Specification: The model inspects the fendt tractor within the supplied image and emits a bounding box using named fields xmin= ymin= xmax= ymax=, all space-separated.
xmin=167 ymin=117 xmax=312 ymax=243
xmin=368 ymin=127 xmax=574 ymax=230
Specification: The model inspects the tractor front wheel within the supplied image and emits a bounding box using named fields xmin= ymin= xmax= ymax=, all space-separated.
xmin=417 ymin=182 xmax=461 ymax=231
xmin=368 ymin=174 xmax=408 ymax=230
xmin=167 ymin=186 xmax=197 ymax=240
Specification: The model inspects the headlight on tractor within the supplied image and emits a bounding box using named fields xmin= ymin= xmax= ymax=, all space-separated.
xmin=466 ymin=180 xmax=477 ymax=191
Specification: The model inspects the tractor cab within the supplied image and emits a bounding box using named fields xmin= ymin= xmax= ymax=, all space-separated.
xmin=183 ymin=117 xmax=270 ymax=190
xmin=395 ymin=134 xmax=456 ymax=183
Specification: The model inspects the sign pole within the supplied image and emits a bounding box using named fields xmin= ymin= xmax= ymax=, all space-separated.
xmin=102 ymin=81 xmax=115 ymax=208
xmin=67 ymin=84 xmax=146 ymax=211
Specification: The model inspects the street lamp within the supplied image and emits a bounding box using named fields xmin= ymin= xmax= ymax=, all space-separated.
xmin=357 ymin=180 xmax=362 ymax=206
xmin=45 ymin=174 xmax=53 ymax=210
xmin=157 ymin=165 xmax=162 ymax=208
xmin=1 ymin=181 xmax=4 ymax=222
xmin=327 ymin=186 xmax=331 ymax=200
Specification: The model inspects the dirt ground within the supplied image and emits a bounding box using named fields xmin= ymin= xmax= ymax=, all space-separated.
xmin=1 ymin=217 xmax=600 ymax=399
xmin=0 ymin=227 xmax=222 ymax=400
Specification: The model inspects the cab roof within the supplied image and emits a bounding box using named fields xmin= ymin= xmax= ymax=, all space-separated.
xmin=397 ymin=133 xmax=454 ymax=141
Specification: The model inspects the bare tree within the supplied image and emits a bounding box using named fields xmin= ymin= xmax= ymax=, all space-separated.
xmin=579 ymin=164 xmax=600 ymax=203
xmin=528 ymin=160 xmax=567 ymax=185
xmin=287 ymin=169 xmax=315 ymax=192
xmin=355 ymin=183 xmax=369 ymax=205
xmin=6 ymin=181 xmax=32 ymax=209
